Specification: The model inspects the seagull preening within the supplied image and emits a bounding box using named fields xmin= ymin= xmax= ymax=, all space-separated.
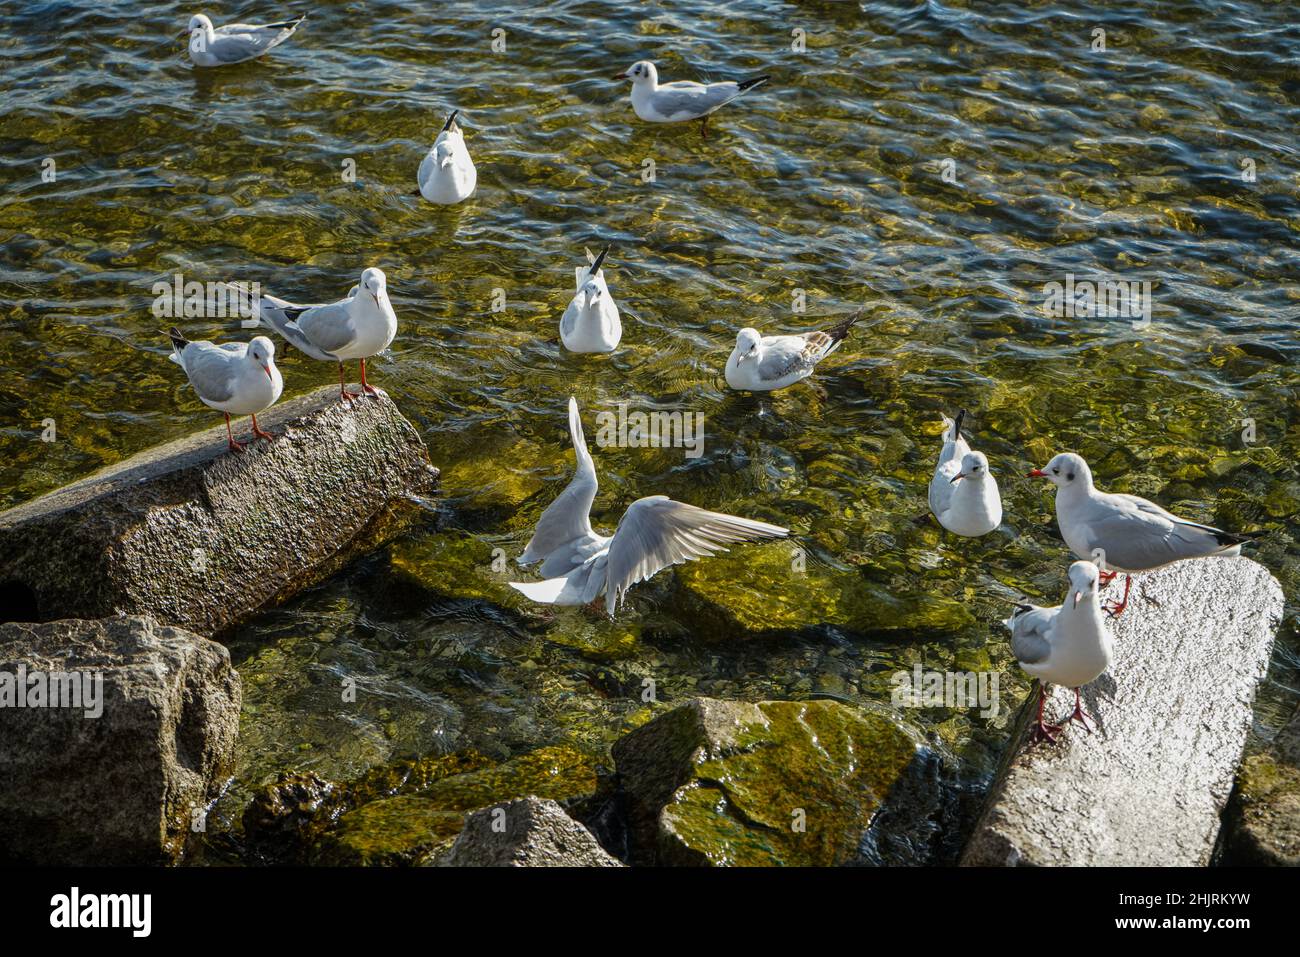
xmin=245 ymin=267 xmax=398 ymax=401
xmin=167 ymin=329 xmax=283 ymax=452
xmin=509 ymin=397 xmax=789 ymax=616
xmin=614 ymin=60 xmax=770 ymax=138
xmin=417 ymin=110 xmax=477 ymax=205
xmin=724 ymin=311 xmax=859 ymax=392
xmin=1029 ymin=452 xmax=1263 ymax=616
xmin=185 ymin=12 xmax=306 ymax=67
xmin=928 ymin=410 xmax=1002 ymax=537
xmin=560 ymin=246 xmax=621 ymax=354
xmin=1005 ymin=560 xmax=1113 ymax=745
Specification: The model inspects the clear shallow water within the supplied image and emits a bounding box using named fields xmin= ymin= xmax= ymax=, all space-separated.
xmin=2 ymin=0 xmax=1299 ymax=861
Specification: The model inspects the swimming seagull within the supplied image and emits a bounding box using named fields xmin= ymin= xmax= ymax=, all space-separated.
xmin=167 ymin=328 xmax=283 ymax=452
xmin=724 ymin=311 xmax=860 ymax=392
xmin=417 ymin=110 xmax=477 ymax=204
xmin=560 ymin=246 xmax=621 ymax=353
xmin=1028 ymin=452 xmax=1264 ymax=616
xmin=1004 ymin=560 xmax=1113 ymax=745
xmin=510 ymin=397 xmax=789 ymax=616
xmin=928 ymin=410 xmax=1002 ymax=536
xmin=243 ymin=268 xmax=398 ymax=401
xmin=184 ymin=12 xmax=306 ymax=67
xmin=613 ymin=60 xmax=770 ymax=138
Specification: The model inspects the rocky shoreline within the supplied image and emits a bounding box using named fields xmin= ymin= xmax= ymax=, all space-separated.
xmin=0 ymin=397 xmax=1290 ymax=867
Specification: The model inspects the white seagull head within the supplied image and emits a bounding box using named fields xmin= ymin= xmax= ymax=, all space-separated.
xmin=615 ymin=60 xmax=658 ymax=87
xmin=1067 ymin=559 xmax=1100 ymax=608
xmin=950 ymin=450 xmax=990 ymax=484
xmin=578 ymin=247 xmax=609 ymax=308
xmin=187 ymin=13 xmax=213 ymax=34
xmin=733 ymin=327 xmax=762 ymax=363
xmin=1029 ymin=451 xmax=1092 ymax=490
xmin=246 ymin=336 xmax=277 ymax=380
xmin=359 ymin=267 xmax=387 ymax=302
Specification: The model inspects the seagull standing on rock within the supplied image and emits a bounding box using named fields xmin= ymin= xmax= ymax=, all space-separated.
xmin=185 ymin=12 xmax=306 ymax=67
xmin=1005 ymin=561 xmax=1113 ymax=745
xmin=509 ymin=397 xmax=789 ymax=616
xmin=560 ymin=247 xmax=621 ymax=354
xmin=248 ymin=267 xmax=398 ymax=402
xmin=418 ymin=110 xmax=477 ymax=204
xmin=1029 ymin=452 xmax=1263 ymax=616
xmin=724 ymin=311 xmax=859 ymax=392
xmin=614 ymin=60 xmax=770 ymax=138
xmin=928 ymin=410 xmax=1002 ymax=537
xmin=167 ymin=329 xmax=283 ymax=453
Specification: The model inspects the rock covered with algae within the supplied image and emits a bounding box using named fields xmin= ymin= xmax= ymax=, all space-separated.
xmin=611 ymin=697 xmax=938 ymax=866
xmin=440 ymin=796 xmax=622 ymax=867
xmin=0 ymin=386 xmax=438 ymax=636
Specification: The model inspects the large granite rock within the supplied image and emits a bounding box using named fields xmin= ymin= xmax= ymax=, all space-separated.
xmin=963 ymin=557 xmax=1283 ymax=866
xmin=441 ymin=797 xmax=622 ymax=867
xmin=0 ymin=616 xmax=241 ymax=865
xmin=0 ymin=386 xmax=438 ymax=636
xmin=611 ymin=697 xmax=934 ymax=866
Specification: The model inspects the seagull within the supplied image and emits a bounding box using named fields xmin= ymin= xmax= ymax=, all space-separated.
xmin=167 ymin=328 xmax=283 ymax=453
xmin=613 ymin=60 xmax=770 ymax=138
xmin=1028 ymin=452 xmax=1263 ymax=616
xmin=724 ymin=311 xmax=859 ymax=392
xmin=185 ymin=12 xmax=306 ymax=67
xmin=244 ymin=267 xmax=398 ymax=401
xmin=417 ymin=110 xmax=477 ymax=204
xmin=509 ymin=397 xmax=789 ymax=616
xmin=928 ymin=410 xmax=1002 ymax=536
xmin=1004 ymin=560 xmax=1113 ymax=745
xmin=560 ymin=247 xmax=621 ymax=354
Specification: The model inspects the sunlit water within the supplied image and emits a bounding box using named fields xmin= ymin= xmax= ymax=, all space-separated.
xmin=2 ymin=0 xmax=1298 ymax=863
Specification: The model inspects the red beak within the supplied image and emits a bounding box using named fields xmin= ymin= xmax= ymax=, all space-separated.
xmin=1073 ymin=591 xmax=1082 ymax=608
xmin=263 ymin=364 xmax=272 ymax=380
xmin=1027 ymin=468 xmax=1047 ymax=478
xmin=613 ymin=73 xmax=628 ymax=79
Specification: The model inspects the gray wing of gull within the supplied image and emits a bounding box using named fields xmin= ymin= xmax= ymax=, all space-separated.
xmin=180 ymin=340 xmax=242 ymax=403
xmin=517 ymin=397 xmax=607 ymax=577
xmin=1078 ymin=492 xmax=1238 ymax=570
xmin=292 ymin=300 xmax=361 ymax=356
xmin=652 ymin=81 xmax=740 ymax=119
xmin=1007 ymin=605 xmax=1054 ymax=665
xmin=602 ymin=496 xmax=788 ymax=615
xmin=755 ymin=335 xmax=814 ymax=381
xmin=209 ymin=22 xmax=299 ymax=63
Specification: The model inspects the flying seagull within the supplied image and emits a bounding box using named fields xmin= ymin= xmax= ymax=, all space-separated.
xmin=510 ymin=397 xmax=788 ymax=616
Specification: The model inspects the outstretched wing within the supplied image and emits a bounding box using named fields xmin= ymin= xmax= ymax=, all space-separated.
xmin=602 ymin=496 xmax=788 ymax=615
xmin=517 ymin=397 xmax=607 ymax=577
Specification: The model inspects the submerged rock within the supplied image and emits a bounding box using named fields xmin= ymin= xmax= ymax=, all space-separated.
xmin=1220 ymin=705 xmax=1300 ymax=866
xmin=0 ymin=616 xmax=241 ymax=865
xmin=298 ymin=744 xmax=601 ymax=866
xmin=963 ymin=558 xmax=1283 ymax=866
xmin=241 ymin=771 xmax=342 ymax=864
xmin=611 ymin=697 xmax=935 ymax=866
xmin=0 ymin=386 xmax=438 ymax=636
xmin=441 ymin=797 xmax=622 ymax=867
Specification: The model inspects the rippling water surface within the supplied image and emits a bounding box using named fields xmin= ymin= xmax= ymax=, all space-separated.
xmin=2 ymin=0 xmax=1299 ymax=862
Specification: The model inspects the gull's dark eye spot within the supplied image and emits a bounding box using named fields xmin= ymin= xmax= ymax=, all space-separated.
xmin=1052 ymin=468 xmax=1060 ymax=474
xmin=1067 ymin=472 xmax=1075 ymax=481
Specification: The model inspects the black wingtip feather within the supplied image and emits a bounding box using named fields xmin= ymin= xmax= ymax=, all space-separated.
xmin=1217 ymin=528 xmax=1267 ymax=546
xmin=589 ymin=244 xmax=609 ymax=273
xmin=167 ymin=327 xmax=188 ymax=351
xmin=736 ymin=74 xmax=770 ymax=92
xmin=442 ymin=109 xmax=459 ymax=132
xmin=827 ymin=308 xmax=861 ymax=345
xmin=952 ymin=409 xmax=966 ymax=442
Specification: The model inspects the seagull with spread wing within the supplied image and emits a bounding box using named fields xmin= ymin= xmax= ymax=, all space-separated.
xmin=510 ymin=397 xmax=789 ymax=616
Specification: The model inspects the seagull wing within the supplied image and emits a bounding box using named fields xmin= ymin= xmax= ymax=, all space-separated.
xmin=755 ymin=335 xmax=816 ymax=381
xmin=1080 ymin=492 xmax=1242 ymax=571
xmin=653 ymin=81 xmax=739 ymax=119
xmin=517 ymin=397 xmax=607 ymax=577
xmin=293 ymin=300 xmax=361 ymax=356
xmin=210 ymin=20 xmax=301 ymax=62
xmin=180 ymin=340 xmax=241 ymax=404
xmin=1005 ymin=604 xmax=1055 ymax=666
xmin=602 ymin=496 xmax=788 ymax=615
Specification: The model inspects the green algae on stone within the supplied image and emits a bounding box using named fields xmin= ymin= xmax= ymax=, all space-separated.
xmin=613 ymin=698 xmax=925 ymax=866
xmin=417 ymin=744 xmax=598 ymax=812
xmin=388 ymin=530 xmax=529 ymax=609
xmin=309 ymin=795 xmax=466 ymax=866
